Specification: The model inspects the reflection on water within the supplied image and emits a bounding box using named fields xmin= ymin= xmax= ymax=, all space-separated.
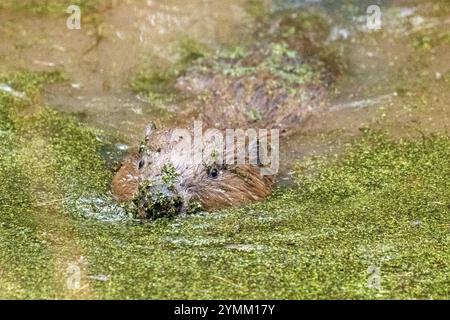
xmin=277 ymin=0 xmax=450 ymax=178
xmin=0 ymin=0 xmax=251 ymax=140
xmin=0 ymin=0 xmax=449 ymax=152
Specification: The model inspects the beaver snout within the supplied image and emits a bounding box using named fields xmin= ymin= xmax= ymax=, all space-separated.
xmin=135 ymin=182 xmax=183 ymax=220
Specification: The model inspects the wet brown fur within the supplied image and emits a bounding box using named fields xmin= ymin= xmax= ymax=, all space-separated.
xmin=112 ymin=11 xmax=337 ymax=216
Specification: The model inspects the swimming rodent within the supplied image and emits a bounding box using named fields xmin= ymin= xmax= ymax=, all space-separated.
xmin=112 ymin=12 xmax=337 ymax=219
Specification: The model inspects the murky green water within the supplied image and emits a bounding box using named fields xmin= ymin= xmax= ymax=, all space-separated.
xmin=0 ymin=0 xmax=449 ymax=299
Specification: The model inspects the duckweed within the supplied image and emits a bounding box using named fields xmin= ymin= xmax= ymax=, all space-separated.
xmin=2 ymin=70 xmax=448 ymax=298
xmin=1 ymin=3 xmax=450 ymax=299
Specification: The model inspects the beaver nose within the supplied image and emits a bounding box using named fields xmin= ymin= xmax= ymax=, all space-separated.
xmin=137 ymin=183 xmax=183 ymax=219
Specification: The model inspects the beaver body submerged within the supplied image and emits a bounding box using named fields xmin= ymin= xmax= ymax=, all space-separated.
xmin=112 ymin=12 xmax=337 ymax=219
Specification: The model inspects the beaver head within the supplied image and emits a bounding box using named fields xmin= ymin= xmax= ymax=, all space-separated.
xmin=112 ymin=123 xmax=275 ymax=219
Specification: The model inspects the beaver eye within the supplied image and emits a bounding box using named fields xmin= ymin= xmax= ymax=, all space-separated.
xmin=208 ymin=167 xmax=219 ymax=179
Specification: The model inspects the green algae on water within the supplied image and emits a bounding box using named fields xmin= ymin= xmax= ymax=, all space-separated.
xmin=0 ymin=70 xmax=113 ymax=298
xmin=74 ymin=133 xmax=450 ymax=299
xmin=1 ymin=3 xmax=450 ymax=300
xmin=1 ymin=70 xmax=450 ymax=300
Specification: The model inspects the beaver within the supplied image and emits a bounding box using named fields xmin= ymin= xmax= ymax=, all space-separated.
xmin=112 ymin=12 xmax=337 ymax=219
